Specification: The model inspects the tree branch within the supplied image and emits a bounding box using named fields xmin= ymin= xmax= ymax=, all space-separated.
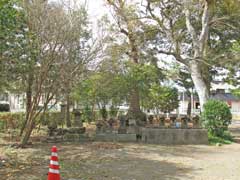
xmin=155 ymin=48 xmax=188 ymax=66
xmin=199 ymin=0 xmax=210 ymax=53
xmin=184 ymin=4 xmax=198 ymax=46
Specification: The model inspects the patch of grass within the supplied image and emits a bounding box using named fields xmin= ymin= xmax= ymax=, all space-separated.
xmin=208 ymin=131 xmax=234 ymax=145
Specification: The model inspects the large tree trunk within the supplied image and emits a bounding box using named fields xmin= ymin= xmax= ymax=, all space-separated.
xmin=127 ymin=86 xmax=146 ymax=126
xmin=107 ymin=0 xmax=145 ymax=124
xmin=187 ymin=100 xmax=191 ymax=117
xmin=190 ymin=61 xmax=209 ymax=112
xmin=128 ymin=87 xmax=141 ymax=113
xmin=126 ymin=26 xmax=145 ymax=122
xmin=184 ymin=1 xmax=210 ymax=112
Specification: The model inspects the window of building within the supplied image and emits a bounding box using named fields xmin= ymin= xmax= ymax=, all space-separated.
xmin=195 ymin=102 xmax=200 ymax=109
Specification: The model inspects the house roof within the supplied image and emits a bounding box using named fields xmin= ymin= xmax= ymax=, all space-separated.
xmin=179 ymin=92 xmax=240 ymax=102
xmin=210 ymin=93 xmax=240 ymax=102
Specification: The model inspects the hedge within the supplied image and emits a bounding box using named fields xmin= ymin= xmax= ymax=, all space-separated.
xmin=0 ymin=112 xmax=67 ymax=131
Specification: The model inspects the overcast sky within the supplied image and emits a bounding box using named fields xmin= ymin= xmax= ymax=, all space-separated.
xmin=86 ymin=0 xmax=106 ymax=19
xmin=51 ymin=0 xmax=107 ymax=21
xmin=85 ymin=0 xmax=108 ymax=31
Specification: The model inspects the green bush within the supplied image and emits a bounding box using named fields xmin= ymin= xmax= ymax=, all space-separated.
xmin=0 ymin=111 xmax=65 ymax=131
xmin=201 ymin=99 xmax=232 ymax=137
xmin=39 ymin=112 xmax=63 ymax=126
xmin=0 ymin=104 xmax=10 ymax=112
xmin=82 ymin=105 xmax=93 ymax=122
xmin=100 ymin=106 xmax=108 ymax=120
xmin=109 ymin=105 xmax=119 ymax=118
xmin=208 ymin=131 xmax=233 ymax=145
xmin=0 ymin=112 xmax=25 ymax=130
xmin=0 ymin=120 xmax=6 ymax=131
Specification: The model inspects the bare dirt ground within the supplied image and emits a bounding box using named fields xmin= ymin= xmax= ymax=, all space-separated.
xmin=0 ymin=124 xmax=240 ymax=180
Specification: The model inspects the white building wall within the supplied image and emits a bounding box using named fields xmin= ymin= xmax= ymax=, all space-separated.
xmin=231 ymin=102 xmax=240 ymax=114
xmin=178 ymin=101 xmax=189 ymax=115
xmin=9 ymin=94 xmax=25 ymax=112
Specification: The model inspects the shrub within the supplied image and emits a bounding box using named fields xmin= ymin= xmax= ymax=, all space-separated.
xmin=39 ymin=112 xmax=63 ymax=126
xmin=109 ymin=105 xmax=119 ymax=118
xmin=0 ymin=112 xmax=25 ymax=130
xmin=0 ymin=111 xmax=64 ymax=131
xmin=0 ymin=120 xmax=6 ymax=131
xmin=100 ymin=106 xmax=108 ymax=120
xmin=208 ymin=131 xmax=233 ymax=145
xmin=82 ymin=105 xmax=93 ymax=122
xmin=0 ymin=104 xmax=10 ymax=112
xmin=201 ymin=99 xmax=232 ymax=137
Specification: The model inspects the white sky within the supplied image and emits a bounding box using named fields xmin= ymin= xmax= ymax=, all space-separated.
xmin=51 ymin=0 xmax=108 ymax=33
xmin=86 ymin=0 xmax=106 ymax=19
xmin=85 ymin=0 xmax=108 ymax=33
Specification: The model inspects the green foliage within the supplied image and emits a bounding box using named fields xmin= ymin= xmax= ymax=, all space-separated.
xmin=73 ymin=62 xmax=163 ymax=117
xmin=99 ymin=106 xmax=108 ymax=120
xmin=82 ymin=105 xmax=93 ymax=123
xmin=0 ymin=112 xmax=68 ymax=131
xmin=232 ymin=41 xmax=240 ymax=53
xmin=73 ymin=72 xmax=126 ymax=108
xmin=0 ymin=104 xmax=10 ymax=112
xmin=0 ymin=121 xmax=5 ymax=131
xmin=39 ymin=112 xmax=65 ymax=127
xmin=0 ymin=0 xmax=26 ymax=53
xmin=143 ymin=85 xmax=179 ymax=113
xmin=0 ymin=0 xmax=27 ymax=91
xmin=201 ymin=100 xmax=232 ymax=137
xmin=124 ymin=62 xmax=159 ymax=89
xmin=231 ymin=88 xmax=240 ymax=98
xmin=174 ymin=67 xmax=194 ymax=93
xmin=0 ymin=112 xmax=25 ymax=130
xmin=109 ymin=105 xmax=119 ymax=118
xmin=208 ymin=131 xmax=233 ymax=145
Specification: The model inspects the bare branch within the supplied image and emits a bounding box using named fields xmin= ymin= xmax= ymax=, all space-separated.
xmin=155 ymin=48 xmax=188 ymax=66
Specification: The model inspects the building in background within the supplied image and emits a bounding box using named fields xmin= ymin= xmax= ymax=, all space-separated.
xmin=178 ymin=81 xmax=240 ymax=119
xmin=0 ymin=93 xmax=60 ymax=112
xmin=1 ymin=81 xmax=240 ymax=120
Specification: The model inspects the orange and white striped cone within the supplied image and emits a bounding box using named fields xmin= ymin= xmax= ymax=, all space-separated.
xmin=48 ymin=146 xmax=60 ymax=180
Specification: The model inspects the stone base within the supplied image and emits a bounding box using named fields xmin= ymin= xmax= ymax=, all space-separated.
xmin=67 ymin=127 xmax=86 ymax=134
xmin=141 ymin=128 xmax=208 ymax=145
xmin=127 ymin=126 xmax=136 ymax=134
xmin=63 ymin=133 xmax=91 ymax=142
xmin=118 ymin=127 xmax=127 ymax=134
xmin=46 ymin=136 xmax=63 ymax=143
xmin=94 ymin=133 xmax=136 ymax=142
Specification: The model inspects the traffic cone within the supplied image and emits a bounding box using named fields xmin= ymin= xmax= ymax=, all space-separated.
xmin=48 ymin=146 xmax=60 ymax=180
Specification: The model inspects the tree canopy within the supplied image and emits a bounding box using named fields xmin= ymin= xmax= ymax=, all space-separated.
xmin=1 ymin=0 xmax=240 ymax=146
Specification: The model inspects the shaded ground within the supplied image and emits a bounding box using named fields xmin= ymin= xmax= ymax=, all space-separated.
xmin=0 ymin=123 xmax=240 ymax=180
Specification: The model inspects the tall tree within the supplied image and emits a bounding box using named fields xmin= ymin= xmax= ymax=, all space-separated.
xmin=106 ymin=0 xmax=149 ymax=123
xmin=58 ymin=3 xmax=98 ymax=127
xmin=0 ymin=0 xmax=92 ymax=146
xmin=146 ymin=0 xmax=240 ymax=111
xmin=19 ymin=1 xmax=70 ymax=146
